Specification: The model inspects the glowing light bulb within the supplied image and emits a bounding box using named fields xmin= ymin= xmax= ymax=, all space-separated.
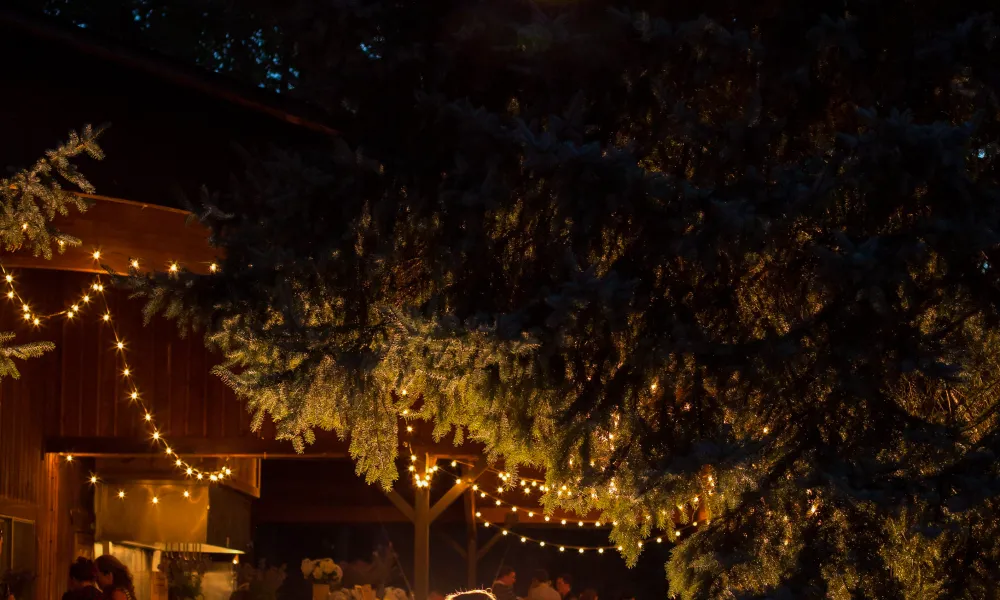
xmin=90 ymin=476 xmax=98 ymax=484
xmin=6 ymin=292 xmax=13 ymax=299
xmin=143 ymin=412 xmax=150 ymax=420
xmin=406 ymin=426 xmax=413 ymax=433
xmin=124 ymin=369 xmax=131 ymax=377
xmin=4 ymin=275 xmax=11 ymax=283
xmin=165 ymin=447 xmax=172 ymax=455
xmin=152 ymin=431 xmax=159 ymax=440
xmin=456 ymin=478 xmax=463 ymax=485
xmin=656 ymin=537 xmax=662 ymax=543
xmin=450 ymin=460 xmax=457 ymax=467
xmin=103 ymin=314 xmax=110 ymax=321
xmin=92 ymin=251 xmax=101 ymax=260
xmin=520 ymin=537 xmax=526 ymax=543
xmin=224 ymin=468 xmax=231 ymax=475
xmin=176 ymin=459 xmax=183 ymax=467
xmin=598 ymin=549 xmax=604 ymax=554
xmin=118 ymin=490 xmax=125 ymax=499
xmin=475 ymin=512 xmax=481 ymax=517
xmin=65 ymin=455 xmax=73 ymax=462
xmin=410 ymin=455 xmax=417 ymax=462
xmin=544 ymin=516 xmax=550 ymax=522
xmin=408 ymin=466 xmax=416 ymax=472
xmin=197 ymin=473 xmax=204 ymax=480
xmin=763 ymin=427 xmax=769 ymax=434
xmin=116 ymin=341 xmax=124 ymax=350
xmin=32 ymin=318 xmax=39 ymax=326
xmin=183 ymin=491 xmax=190 ymax=498
xmin=19 ymin=304 xmax=26 ymax=312
xmin=502 ymin=530 xmax=508 ymax=536
xmin=539 ymin=542 xmax=545 ymax=547
xmin=131 ymin=259 xmax=140 ymax=269
xmin=650 ymin=383 xmax=657 ymax=390
xmin=210 ymin=474 xmax=219 ymax=482
xmin=511 ymin=506 xmax=517 ymax=512
xmin=578 ymin=521 xmax=584 ymax=527
xmin=561 ymin=519 xmax=567 ymax=525
xmin=579 ymin=548 xmax=584 ymax=554
xmin=472 ymin=485 xmax=478 ymax=491
xmin=675 ymin=530 xmax=681 ymax=537
xmin=209 ymin=263 xmax=218 ymax=273
xmin=528 ymin=511 xmax=535 ymax=517
xmin=169 ymin=263 xmax=179 ymax=273
xmin=152 ymin=497 xmax=159 ymax=504
xmin=559 ymin=547 xmax=565 ymax=552
xmin=186 ymin=468 xmax=193 ymax=476
xmin=83 ymin=295 xmax=89 ymax=302
xmin=495 ymin=500 xmax=501 ymax=506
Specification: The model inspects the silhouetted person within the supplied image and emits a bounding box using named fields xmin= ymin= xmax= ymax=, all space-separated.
xmin=492 ymin=566 xmax=517 ymax=600
xmin=63 ymin=558 xmax=102 ymax=600
xmin=95 ymin=555 xmax=136 ymax=600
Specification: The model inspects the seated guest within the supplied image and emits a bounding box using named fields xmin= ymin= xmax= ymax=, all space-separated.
xmin=527 ymin=570 xmax=560 ymax=600
xmin=492 ymin=566 xmax=517 ymax=600
xmin=555 ymin=575 xmax=575 ymax=600
xmin=63 ymin=558 xmax=102 ymax=600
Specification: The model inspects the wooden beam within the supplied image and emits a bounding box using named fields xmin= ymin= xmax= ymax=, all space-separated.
xmin=464 ymin=484 xmax=477 ymax=588
xmin=255 ymin=505 xmax=416 ymax=524
xmin=383 ymin=490 xmax=415 ymax=523
xmin=413 ymin=453 xmax=432 ymax=600
xmin=428 ymin=456 xmax=489 ymax=522
xmin=434 ymin=531 xmax=466 ymax=560
xmin=476 ymin=529 xmax=507 ymax=562
xmin=45 ymin=435 xmax=483 ymax=459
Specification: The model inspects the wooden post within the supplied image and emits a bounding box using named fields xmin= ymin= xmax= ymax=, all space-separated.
xmin=464 ymin=483 xmax=477 ymax=588
xmin=413 ymin=453 xmax=432 ymax=600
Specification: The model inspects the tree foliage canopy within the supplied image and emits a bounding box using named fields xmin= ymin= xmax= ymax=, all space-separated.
xmin=112 ymin=0 xmax=1000 ymax=596
xmin=0 ymin=126 xmax=105 ymax=379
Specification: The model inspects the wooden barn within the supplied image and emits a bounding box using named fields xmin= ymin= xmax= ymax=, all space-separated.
xmin=0 ymin=9 xmax=629 ymax=600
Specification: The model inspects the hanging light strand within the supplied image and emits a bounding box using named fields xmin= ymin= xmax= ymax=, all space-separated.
xmin=1 ymin=259 xmax=230 ymax=482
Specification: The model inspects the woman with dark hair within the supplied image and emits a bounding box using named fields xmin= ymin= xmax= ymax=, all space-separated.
xmin=94 ymin=555 xmax=135 ymax=600
xmin=63 ymin=558 xmax=102 ymax=600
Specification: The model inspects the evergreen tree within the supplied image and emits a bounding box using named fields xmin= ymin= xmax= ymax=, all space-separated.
xmin=117 ymin=1 xmax=1000 ymax=596
xmin=0 ymin=125 xmax=105 ymax=378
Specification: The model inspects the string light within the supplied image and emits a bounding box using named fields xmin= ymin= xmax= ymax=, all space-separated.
xmin=1 ymin=261 xmax=229 ymax=482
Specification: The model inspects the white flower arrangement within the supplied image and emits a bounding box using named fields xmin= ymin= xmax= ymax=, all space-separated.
xmin=300 ymin=559 xmax=343 ymax=586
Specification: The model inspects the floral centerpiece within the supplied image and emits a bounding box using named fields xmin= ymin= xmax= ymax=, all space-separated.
xmin=231 ymin=561 xmax=286 ymax=600
xmin=330 ymin=585 xmax=410 ymax=600
xmin=301 ymin=559 xmax=343 ymax=600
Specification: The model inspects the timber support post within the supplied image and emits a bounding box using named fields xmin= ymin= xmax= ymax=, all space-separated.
xmin=383 ymin=453 xmax=489 ymax=600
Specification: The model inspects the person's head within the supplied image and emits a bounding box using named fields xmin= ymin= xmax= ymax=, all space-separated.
xmin=531 ymin=570 xmax=550 ymax=586
xmin=497 ymin=565 xmax=516 ymax=586
xmin=69 ymin=557 xmax=97 ymax=590
xmin=580 ymin=590 xmax=598 ymax=600
xmin=555 ymin=574 xmax=572 ymax=596
xmin=95 ymin=554 xmax=133 ymax=592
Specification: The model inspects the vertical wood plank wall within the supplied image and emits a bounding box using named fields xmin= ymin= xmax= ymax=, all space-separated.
xmin=0 ymin=268 xmax=259 ymax=600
